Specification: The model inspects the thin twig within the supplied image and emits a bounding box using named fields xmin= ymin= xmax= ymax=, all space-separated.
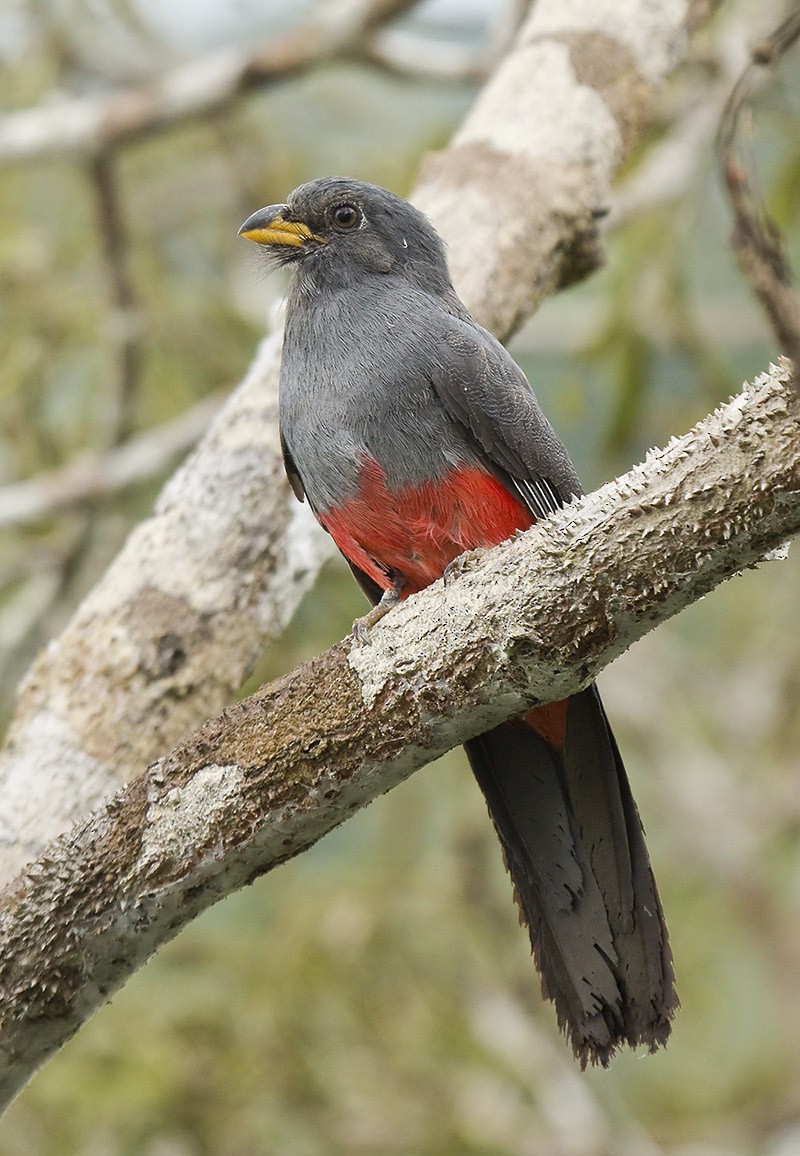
xmin=89 ymin=153 xmax=140 ymax=447
xmin=718 ymin=7 xmax=800 ymax=368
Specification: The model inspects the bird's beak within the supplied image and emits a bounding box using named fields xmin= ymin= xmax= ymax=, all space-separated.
xmin=238 ymin=204 xmax=323 ymax=248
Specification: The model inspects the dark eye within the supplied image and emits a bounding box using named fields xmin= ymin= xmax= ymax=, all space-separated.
xmin=331 ymin=203 xmax=360 ymax=231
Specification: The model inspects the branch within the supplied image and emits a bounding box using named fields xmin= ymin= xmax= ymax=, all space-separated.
xmin=0 ymin=0 xmax=420 ymax=164
xmin=364 ymin=0 xmax=530 ymax=84
xmin=612 ymin=82 xmax=727 ymax=227
xmin=364 ymin=30 xmax=495 ymax=83
xmin=718 ymin=7 xmax=800 ymax=367
xmin=0 ymin=392 xmax=224 ymax=528
xmin=0 ymin=0 xmax=718 ymax=885
xmin=0 ymin=333 xmax=334 ymax=872
xmin=88 ymin=152 xmax=140 ymax=446
xmin=413 ymin=0 xmax=723 ymax=339
xmin=1 ymin=359 xmax=798 ymax=1111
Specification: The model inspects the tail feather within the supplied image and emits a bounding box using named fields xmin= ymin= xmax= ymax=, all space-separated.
xmin=464 ymin=685 xmax=676 ymax=1066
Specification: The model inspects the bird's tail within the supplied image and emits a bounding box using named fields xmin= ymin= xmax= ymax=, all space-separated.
xmin=464 ymin=685 xmax=677 ymax=1066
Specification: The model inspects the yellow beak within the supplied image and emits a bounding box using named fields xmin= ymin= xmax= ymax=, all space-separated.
xmin=238 ymin=205 xmax=323 ymax=248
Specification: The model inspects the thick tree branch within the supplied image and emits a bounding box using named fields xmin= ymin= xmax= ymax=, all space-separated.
xmin=413 ymin=0 xmax=722 ymax=338
xmin=0 ymin=332 xmax=333 ymax=872
xmin=1 ymin=359 xmax=799 ymax=1111
xmin=0 ymin=0 xmax=715 ymax=886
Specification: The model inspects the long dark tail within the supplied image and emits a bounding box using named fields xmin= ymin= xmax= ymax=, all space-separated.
xmin=464 ymin=685 xmax=677 ymax=1066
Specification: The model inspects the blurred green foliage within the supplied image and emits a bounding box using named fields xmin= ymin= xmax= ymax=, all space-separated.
xmin=2 ymin=2 xmax=800 ymax=1154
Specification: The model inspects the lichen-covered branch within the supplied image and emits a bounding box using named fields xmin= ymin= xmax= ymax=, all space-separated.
xmin=0 ymin=0 xmax=714 ymax=887
xmin=1 ymin=359 xmax=798 ymax=1113
xmin=413 ymin=0 xmax=721 ymax=338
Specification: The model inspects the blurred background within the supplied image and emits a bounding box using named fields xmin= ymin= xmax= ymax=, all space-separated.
xmin=2 ymin=0 xmax=800 ymax=1152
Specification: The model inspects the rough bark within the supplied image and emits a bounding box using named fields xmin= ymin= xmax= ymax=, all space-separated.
xmin=0 ymin=0 xmax=715 ymax=885
xmin=413 ymin=0 xmax=719 ymax=337
xmin=0 ymin=334 xmax=333 ymax=873
xmin=1 ymin=359 xmax=798 ymax=1112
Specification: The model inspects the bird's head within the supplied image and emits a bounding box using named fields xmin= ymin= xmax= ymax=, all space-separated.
xmin=238 ymin=177 xmax=451 ymax=291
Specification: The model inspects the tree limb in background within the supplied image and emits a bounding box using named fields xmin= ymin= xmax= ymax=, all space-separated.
xmin=365 ymin=0 xmax=529 ymax=84
xmin=0 ymin=358 xmax=798 ymax=1112
xmin=0 ymin=0 xmax=422 ymax=165
xmin=413 ymin=0 xmax=722 ymax=338
xmin=0 ymin=0 xmax=714 ymax=885
xmin=89 ymin=153 xmax=141 ymax=447
xmin=718 ymin=7 xmax=800 ymax=367
xmin=0 ymin=393 xmax=224 ymax=528
xmin=6 ymin=152 xmax=149 ymax=701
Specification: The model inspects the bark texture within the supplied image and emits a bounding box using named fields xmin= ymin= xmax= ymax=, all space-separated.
xmin=0 ymin=335 xmax=332 ymax=872
xmin=1 ymin=359 xmax=798 ymax=1111
xmin=413 ymin=0 xmax=717 ymax=338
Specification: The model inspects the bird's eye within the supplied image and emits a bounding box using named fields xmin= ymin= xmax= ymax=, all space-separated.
xmin=331 ymin=204 xmax=360 ymax=231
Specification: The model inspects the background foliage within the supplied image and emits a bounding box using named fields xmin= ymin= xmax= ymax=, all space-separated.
xmin=2 ymin=0 xmax=800 ymax=1153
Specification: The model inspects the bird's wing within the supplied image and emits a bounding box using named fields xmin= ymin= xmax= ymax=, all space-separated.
xmin=281 ymin=432 xmax=307 ymax=503
xmin=430 ymin=322 xmax=583 ymax=521
xmin=282 ymin=430 xmax=388 ymax=605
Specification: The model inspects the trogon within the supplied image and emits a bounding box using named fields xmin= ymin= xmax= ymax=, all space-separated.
xmin=239 ymin=177 xmax=677 ymax=1066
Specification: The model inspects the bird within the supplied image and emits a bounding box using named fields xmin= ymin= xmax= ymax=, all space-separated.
xmin=239 ymin=177 xmax=677 ymax=1066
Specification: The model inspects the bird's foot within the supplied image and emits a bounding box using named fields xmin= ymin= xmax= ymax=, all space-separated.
xmin=352 ymin=586 xmax=400 ymax=644
xmin=443 ymin=547 xmax=487 ymax=586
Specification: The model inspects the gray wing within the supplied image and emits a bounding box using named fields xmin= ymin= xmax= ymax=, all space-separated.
xmin=430 ymin=321 xmax=583 ymax=520
xmin=280 ymin=432 xmax=306 ymax=504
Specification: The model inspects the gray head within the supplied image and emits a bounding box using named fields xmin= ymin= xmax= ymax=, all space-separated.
xmin=238 ymin=177 xmax=452 ymax=293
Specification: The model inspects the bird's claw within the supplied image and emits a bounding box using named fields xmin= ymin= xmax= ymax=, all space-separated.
xmin=443 ymin=548 xmax=487 ymax=585
xmin=351 ymin=587 xmax=400 ymax=644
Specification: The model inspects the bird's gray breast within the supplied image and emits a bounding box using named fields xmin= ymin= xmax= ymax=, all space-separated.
xmin=279 ymin=278 xmax=475 ymax=512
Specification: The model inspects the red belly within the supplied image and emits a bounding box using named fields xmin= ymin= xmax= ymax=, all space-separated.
xmin=322 ymin=456 xmax=566 ymax=748
xmin=320 ymin=457 xmax=535 ymax=595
